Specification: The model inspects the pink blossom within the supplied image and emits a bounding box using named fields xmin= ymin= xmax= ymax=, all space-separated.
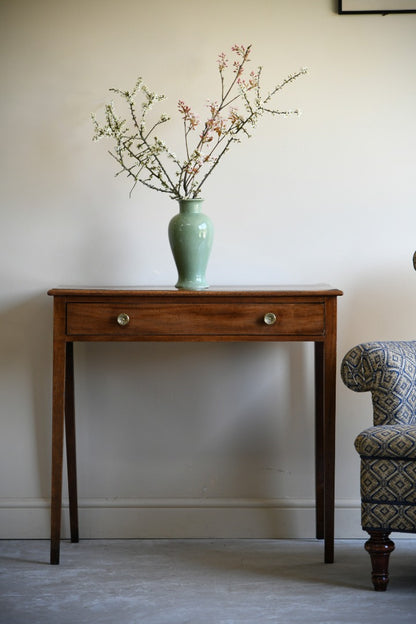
xmin=178 ymin=100 xmax=199 ymax=130
xmin=231 ymin=44 xmax=247 ymax=56
xmin=238 ymin=70 xmax=259 ymax=90
xmin=207 ymin=101 xmax=219 ymax=117
xmin=217 ymin=52 xmax=228 ymax=71
xmin=233 ymin=61 xmax=244 ymax=77
xmin=229 ymin=108 xmax=242 ymax=124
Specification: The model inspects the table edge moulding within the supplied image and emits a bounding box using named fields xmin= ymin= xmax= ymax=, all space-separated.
xmin=47 ymin=285 xmax=343 ymax=565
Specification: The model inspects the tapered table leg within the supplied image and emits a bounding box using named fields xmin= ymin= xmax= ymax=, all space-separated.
xmin=315 ymin=342 xmax=324 ymax=541
xmin=50 ymin=336 xmax=66 ymax=565
xmin=323 ymin=297 xmax=337 ymax=564
xmin=65 ymin=342 xmax=79 ymax=543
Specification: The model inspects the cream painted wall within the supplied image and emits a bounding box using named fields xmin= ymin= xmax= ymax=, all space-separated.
xmin=1 ymin=0 xmax=416 ymax=540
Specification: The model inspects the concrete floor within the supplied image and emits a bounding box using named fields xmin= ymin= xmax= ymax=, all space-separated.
xmin=1 ymin=539 xmax=416 ymax=624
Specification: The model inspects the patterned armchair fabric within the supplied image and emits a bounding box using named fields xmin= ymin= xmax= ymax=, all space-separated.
xmin=341 ymin=341 xmax=416 ymax=591
xmin=341 ymin=341 xmax=416 ymax=426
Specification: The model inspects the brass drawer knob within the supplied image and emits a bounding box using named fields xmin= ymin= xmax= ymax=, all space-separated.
xmin=263 ymin=312 xmax=277 ymax=326
xmin=117 ymin=312 xmax=130 ymax=327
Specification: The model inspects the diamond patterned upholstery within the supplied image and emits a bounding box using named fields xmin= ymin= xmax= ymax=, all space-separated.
xmin=341 ymin=341 xmax=416 ymax=426
xmin=355 ymin=425 xmax=416 ymax=459
xmin=341 ymin=341 xmax=416 ymax=590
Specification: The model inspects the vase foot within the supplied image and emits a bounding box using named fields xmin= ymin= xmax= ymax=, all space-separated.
xmin=175 ymin=280 xmax=210 ymax=291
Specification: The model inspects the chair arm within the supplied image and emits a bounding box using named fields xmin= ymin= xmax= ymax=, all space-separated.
xmin=355 ymin=424 xmax=416 ymax=459
xmin=341 ymin=341 xmax=416 ymax=426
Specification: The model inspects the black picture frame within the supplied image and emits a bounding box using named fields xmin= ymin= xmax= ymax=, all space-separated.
xmin=338 ymin=0 xmax=416 ymax=13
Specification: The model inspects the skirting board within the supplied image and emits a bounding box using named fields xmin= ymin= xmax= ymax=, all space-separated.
xmin=0 ymin=497 xmax=369 ymax=540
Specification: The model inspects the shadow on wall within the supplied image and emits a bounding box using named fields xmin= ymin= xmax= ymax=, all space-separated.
xmin=0 ymin=292 xmax=53 ymax=497
xmin=212 ymin=341 xmax=315 ymax=536
xmin=72 ymin=339 xmax=314 ymax=532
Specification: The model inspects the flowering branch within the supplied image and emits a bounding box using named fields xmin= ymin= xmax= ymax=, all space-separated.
xmin=92 ymin=45 xmax=307 ymax=201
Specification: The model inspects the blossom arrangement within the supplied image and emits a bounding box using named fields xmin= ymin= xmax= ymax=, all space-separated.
xmin=92 ymin=45 xmax=307 ymax=201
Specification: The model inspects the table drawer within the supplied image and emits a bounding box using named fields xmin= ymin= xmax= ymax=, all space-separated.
xmin=66 ymin=302 xmax=325 ymax=337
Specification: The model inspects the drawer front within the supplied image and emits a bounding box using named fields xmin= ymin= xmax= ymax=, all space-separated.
xmin=66 ymin=302 xmax=325 ymax=337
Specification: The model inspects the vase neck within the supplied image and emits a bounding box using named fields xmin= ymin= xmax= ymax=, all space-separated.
xmin=178 ymin=198 xmax=204 ymax=214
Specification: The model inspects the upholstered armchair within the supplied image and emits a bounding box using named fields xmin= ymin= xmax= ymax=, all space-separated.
xmin=341 ymin=341 xmax=416 ymax=591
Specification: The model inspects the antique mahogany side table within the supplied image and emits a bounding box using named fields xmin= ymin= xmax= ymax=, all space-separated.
xmin=48 ymin=285 xmax=342 ymax=565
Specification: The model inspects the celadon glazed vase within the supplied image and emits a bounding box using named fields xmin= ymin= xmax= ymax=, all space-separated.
xmin=168 ymin=198 xmax=213 ymax=291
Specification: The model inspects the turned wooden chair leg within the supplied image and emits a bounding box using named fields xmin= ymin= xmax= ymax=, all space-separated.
xmin=364 ymin=531 xmax=395 ymax=591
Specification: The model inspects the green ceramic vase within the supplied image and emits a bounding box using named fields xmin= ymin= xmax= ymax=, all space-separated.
xmin=168 ymin=198 xmax=213 ymax=291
